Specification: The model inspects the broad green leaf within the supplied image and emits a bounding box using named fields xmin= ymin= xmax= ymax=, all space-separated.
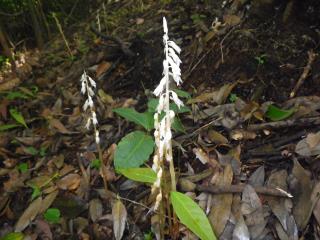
xmin=44 ymin=208 xmax=61 ymax=223
xmin=114 ymin=131 xmax=154 ymax=169
xmin=113 ymin=108 xmax=154 ymax=131
xmin=0 ymin=232 xmax=24 ymax=240
xmin=90 ymin=159 xmax=101 ymax=169
xmin=171 ymin=191 xmax=216 ymax=240
xmin=118 ymin=168 xmax=156 ymax=183
xmin=0 ymin=124 xmax=20 ymax=131
xmin=31 ymin=186 xmax=41 ymax=200
xmin=9 ymin=109 xmax=28 ymax=128
xmin=266 ymin=105 xmax=294 ymax=121
xmin=172 ymin=117 xmax=186 ymax=133
xmin=147 ymin=98 xmax=190 ymax=114
xmin=173 ymin=89 xmax=191 ymax=99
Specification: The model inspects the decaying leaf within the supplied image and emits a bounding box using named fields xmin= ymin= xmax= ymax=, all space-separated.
xmin=241 ymin=185 xmax=266 ymax=238
xmin=39 ymin=190 xmax=59 ymax=214
xmin=295 ymin=132 xmax=320 ymax=157
xmin=112 ymin=199 xmax=127 ymax=240
xmin=291 ymin=159 xmax=313 ymax=230
xmin=15 ymin=197 xmax=42 ymax=232
xmin=89 ymin=198 xmax=103 ymax=222
xmin=209 ymin=164 xmax=233 ymax=236
xmin=207 ymin=129 xmax=228 ymax=144
xmin=57 ymin=173 xmax=81 ymax=190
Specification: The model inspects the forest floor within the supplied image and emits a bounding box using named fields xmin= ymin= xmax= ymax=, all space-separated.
xmin=1 ymin=0 xmax=320 ymax=239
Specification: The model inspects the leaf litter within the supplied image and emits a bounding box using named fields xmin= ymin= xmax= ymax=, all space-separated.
xmin=1 ymin=0 xmax=320 ymax=239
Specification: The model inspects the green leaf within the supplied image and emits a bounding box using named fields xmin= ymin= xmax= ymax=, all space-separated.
xmin=9 ymin=109 xmax=28 ymax=128
xmin=0 ymin=124 xmax=20 ymax=131
xmin=266 ymin=105 xmax=294 ymax=121
xmin=31 ymin=186 xmax=41 ymax=200
xmin=6 ymin=91 xmax=29 ymax=100
xmin=25 ymin=146 xmax=38 ymax=156
xmin=147 ymin=98 xmax=190 ymax=114
xmin=172 ymin=117 xmax=185 ymax=133
xmin=39 ymin=147 xmax=47 ymax=157
xmin=0 ymin=232 xmax=24 ymax=240
xmin=171 ymin=191 xmax=216 ymax=240
xmin=90 ymin=159 xmax=101 ymax=169
xmin=18 ymin=163 xmax=28 ymax=173
xmin=114 ymin=131 xmax=154 ymax=169
xmin=44 ymin=208 xmax=61 ymax=224
xmin=118 ymin=168 xmax=156 ymax=183
xmin=113 ymin=108 xmax=154 ymax=131
xmin=173 ymin=89 xmax=191 ymax=99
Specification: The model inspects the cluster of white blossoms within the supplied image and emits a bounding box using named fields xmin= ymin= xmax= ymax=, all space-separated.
xmin=80 ymin=71 xmax=100 ymax=145
xmin=152 ymin=17 xmax=183 ymax=210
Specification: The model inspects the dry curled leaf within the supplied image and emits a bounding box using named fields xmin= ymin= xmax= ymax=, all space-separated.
xmin=89 ymin=198 xmax=103 ymax=222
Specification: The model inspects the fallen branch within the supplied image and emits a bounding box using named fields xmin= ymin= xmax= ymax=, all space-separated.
xmin=247 ymin=116 xmax=320 ymax=131
xmin=197 ymin=184 xmax=292 ymax=198
xmin=290 ymin=50 xmax=317 ymax=98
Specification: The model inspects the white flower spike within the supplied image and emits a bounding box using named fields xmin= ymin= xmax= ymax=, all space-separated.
xmin=151 ymin=17 xmax=184 ymax=211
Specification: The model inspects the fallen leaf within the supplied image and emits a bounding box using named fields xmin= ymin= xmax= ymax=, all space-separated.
xmin=248 ymin=166 xmax=265 ymax=187
xmin=49 ymin=118 xmax=72 ymax=134
xmin=207 ymin=130 xmax=228 ymax=144
xmin=209 ymin=164 xmax=233 ymax=236
xmin=230 ymin=129 xmax=257 ymax=140
xmin=39 ymin=190 xmax=59 ymax=214
xmin=35 ymin=219 xmax=53 ymax=240
xmin=15 ymin=197 xmax=42 ymax=232
xmin=112 ymin=199 xmax=127 ymax=240
xmin=223 ymin=14 xmax=241 ymax=26
xmin=291 ymin=159 xmax=314 ymax=230
xmin=96 ymin=61 xmax=111 ymax=78
xmin=57 ymin=173 xmax=81 ymax=190
xmin=89 ymin=198 xmax=103 ymax=222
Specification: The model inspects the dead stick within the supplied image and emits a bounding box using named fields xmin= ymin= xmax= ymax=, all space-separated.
xmin=247 ymin=116 xmax=320 ymax=131
xmin=197 ymin=184 xmax=292 ymax=198
xmin=290 ymin=50 xmax=317 ymax=98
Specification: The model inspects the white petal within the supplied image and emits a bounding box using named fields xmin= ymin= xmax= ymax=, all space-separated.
xmin=80 ymin=71 xmax=87 ymax=82
xmin=88 ymin=96 xmax=94 ymax=108
xmin=168 ymin=48 xmax=182 ymax=66
xmin=88 ymin=87 xmax=95 ymax=97
xmin=153 ymin=76 xmax=166 ymax=96
xmin=95 ymin=131 xmax=100 ymax=144
xmin=85 ymin=118 xmax=91 ymax=129
xmin=168 ymin=56 xmax=181 ymax=76
xmin=163 ymin=17 xmax=168 ymax=34
xmin=88 ymin=76 xmax=96 ymax=88
xmin=81 ymin=82 xmax=86 ymax=94
xmin=170 ymin=91 xmax=184 ymax=108
xmin=168 ymin=41 xmax=181 ymax=54
xmin=83 ymin=99 xmax=89 ymax=111
xmin=92 ymin=112 xmax=98 ymax=125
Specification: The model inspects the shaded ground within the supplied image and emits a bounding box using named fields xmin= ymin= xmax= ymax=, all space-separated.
xmin=1 ymin=0 xmax=320 ymax=239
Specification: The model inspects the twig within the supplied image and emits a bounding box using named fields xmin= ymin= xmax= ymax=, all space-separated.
xmin=290 ymin=50 xmax=317 ymax=98
xmin=247 ymin=116 xmax=320 ymax=131
xmin=197 ymin=184 xmax=292 ymax=198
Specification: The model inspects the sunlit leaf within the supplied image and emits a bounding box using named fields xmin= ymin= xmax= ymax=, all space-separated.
xmin=114 ymin=131 xmax=154 ymax=169
xmin=266 ymin=105 xmax=294 ymax=121
xmin=9 ymin=108 xmax=28 ymax=128
xmin=44 ymin=208 xmax=61 ymax=224
xmin=113 ymin=108 xmax=154 ymax=131
xmin=171 ymin=191 xmax=216 ymax=240
xmin=118 ymin=168 xmax=156 ymax=183
xmin=0 ymin=232 xmax=24 ymax=240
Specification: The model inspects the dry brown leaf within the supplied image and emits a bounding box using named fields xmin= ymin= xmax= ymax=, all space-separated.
xmin=57 ymin=173 xmax=81 ymax=190
xmin=230 ymin=129 xmax=257 ymax=140
xmin=112 ymin=199 xmax=127 ymax=240
xmin=209 ymin=164 xmax=233 ymax=236
xmin=291 ymin=159 xmax=313 ymax=230
xmin=39 ymin=190 xmax=59 ymax=214
xmin=15 ymin=197 xmax=42 ymax=232
xmin=49 ymin=118 xmax=72 ymax=134
xmin=89 ymin=198 xmax=103 ymax=222
xmin=223 ymin=14 xmax=241 ymax=26
xmin=35 ymin=219 xmax=53 ymax=240
xmin=0 ymin=77 xmax=21 ymax=92
xmin=96 ymin=61 xmax=111 ymax=78
xmin=306 ymin=132 xmax=320 ymax=149
xmin=207 ymin=130 xmax=228 ymax=144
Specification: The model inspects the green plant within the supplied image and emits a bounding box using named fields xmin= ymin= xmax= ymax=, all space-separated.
xmin=44 ymin=208 xmax=61 ymax=224
xmin=113 ymin=17 xmax=216 ymax=240
xmin=255 ymin=54 xmax=267 ymax=65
